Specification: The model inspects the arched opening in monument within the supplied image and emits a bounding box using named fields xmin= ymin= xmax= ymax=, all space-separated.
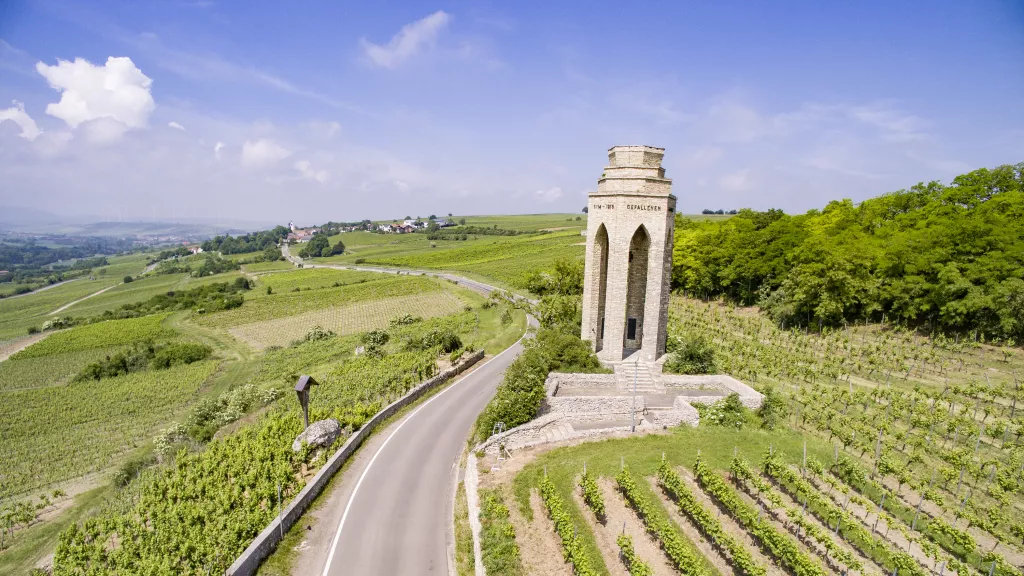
xmin=622 ymin=225 xmax=650 ymax=354
xmin=591 ymin=224 xmax=609 ymax=352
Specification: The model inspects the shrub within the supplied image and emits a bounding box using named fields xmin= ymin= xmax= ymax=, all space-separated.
xmin=757 ymin=385 xmax=788 ymax=430
xmin=151 ymin=342 xmax=213 ymax=370
xmin=536 ymin=295 xmax=582 ymax=332
xmin=305 ymin=325 xmax=336 ymax=342
xmin=664 ymin=333 xmax=716 ymax=374
xmin=354 ymin=258 xmax=365 ymax=264
xmin=474 ymin=329 xmax=604 ymax=441
xmin=500 ymin=308 xmax=513 ymax=326
xmin=694 ymin=393 xmax=748 ymax=429
xmin=404 ymin=328 xmax=462 ymax=354
xmin=123 ymin=275 xmax=134 ymax=283
xmin=113 ymin=452 xmax=158 ymax=487
xmin=361 ymin=329 xmax=390 ymax=348
xmin=390 ymin=313 xmax=421 ymax=327
xmin=27 ymin=325 xmax=39 ymax=335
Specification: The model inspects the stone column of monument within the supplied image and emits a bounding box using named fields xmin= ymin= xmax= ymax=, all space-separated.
xmin=580 ymin=146 xmax=676 ymax=363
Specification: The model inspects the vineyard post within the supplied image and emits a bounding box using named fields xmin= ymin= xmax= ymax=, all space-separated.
xmin=956 ymin=467 xmax=965 ymax=495
xmin=1012 ymin=373 xmax=1019 ymax=420
xmin=912 ymin=494 xmax=923 ymax=530
xmin=975 ymin=424 xmax=985 ymax=455
xmin=277 ymin=483 xmax=283 ymax=541
xmin=874 ymin=431 xmax=882 ymax=473
xmin=802 ymin=440 xmax=807 ymax=476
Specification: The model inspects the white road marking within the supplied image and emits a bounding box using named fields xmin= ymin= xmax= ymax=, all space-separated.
xmin=320 ymin=337 xmax=524 ymax=576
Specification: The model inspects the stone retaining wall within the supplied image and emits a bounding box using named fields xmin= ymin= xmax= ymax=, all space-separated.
xmin=544 ymin=372 xmax=618 ymax=396
xmin=545 ymin=395 xmax=644 ymax=417
xmin=639 ymin=397 xmax=701 ymax=427
xmin=226 ymin=349 xmax=486 ymax=576
xmin=660 ymin=374 xmax=764 ymax=409
xmin=474 ymin=413 xmax=565 ymax=455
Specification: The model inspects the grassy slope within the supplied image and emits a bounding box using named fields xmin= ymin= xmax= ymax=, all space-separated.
xmin=0 ymin=252 xmax=150 ymax=340
xmin=509 ymin=426 xmax=834 ymax=576
xmin=58 ymin=270 xmax=243 ymax=318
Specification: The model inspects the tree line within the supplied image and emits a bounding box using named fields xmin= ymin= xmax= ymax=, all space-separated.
xmin=201 ymin=226 xmax=289 ymax=254
xmin=672 ymin=161 xmax=1024 ymax=340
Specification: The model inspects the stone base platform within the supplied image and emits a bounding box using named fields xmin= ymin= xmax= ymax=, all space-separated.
xmin=474 ymin=358 xmax=763 ymax=456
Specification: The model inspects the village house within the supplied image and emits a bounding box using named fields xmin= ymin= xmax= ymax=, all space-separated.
xmin=287 ymin=221 xmax=318 ymax=242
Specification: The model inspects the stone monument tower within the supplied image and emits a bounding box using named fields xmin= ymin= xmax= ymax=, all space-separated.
xmin=581 ymin=146 xmax=675 ymax=363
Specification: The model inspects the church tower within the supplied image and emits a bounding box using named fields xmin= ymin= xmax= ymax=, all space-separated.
xmin=580 ymin=146 xmax=676 ymax=363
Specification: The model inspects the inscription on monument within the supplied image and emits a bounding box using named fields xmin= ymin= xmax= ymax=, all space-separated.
xmin=625 ymin=204 xmax=661 ymax=211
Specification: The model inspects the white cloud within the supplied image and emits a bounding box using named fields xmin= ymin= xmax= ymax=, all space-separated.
xmin=168 ymin=121 xmax=185 ymax=131
xmin=360 ymin=11 xmax=451 ymax=69
xmin=719 ymin=168 xmax=751 ymax=191
xmin=36 ymin=57 xmax=155 ymax=137
xmin=535 ymin=186 xmax=562 ymax=203
xmin=294 ymin=160 xmax=328 ymax=183
xmin=241 ymin=138 xmax=290 ymax=167
xmin=0 ymin=100 xmax=41 ymax=141
xmin=81 ymin=118 xmax=129 ymax=144
xmin=214 ymin=141 xmax=225 ymax=160
xmin=848 ymin=105 xmax=928 ymax=142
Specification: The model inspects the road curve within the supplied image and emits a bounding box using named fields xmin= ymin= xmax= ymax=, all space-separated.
xmin=322 ymin=338 xmax=526 ymax=575
xmin=279 ymin=243 xmax=532 ymax=575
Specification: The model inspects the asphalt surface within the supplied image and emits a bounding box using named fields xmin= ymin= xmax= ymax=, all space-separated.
xmin=320 ymin=338 xmax=526 ymax=575
xmin=278 ymin=243 xmax=532 ymax=575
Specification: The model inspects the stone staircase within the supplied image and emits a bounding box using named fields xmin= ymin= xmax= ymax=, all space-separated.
xmin=542 ymin=422 xmax=576 ymax=444
xmin=614 ymin=362 xmax=662 ymax=394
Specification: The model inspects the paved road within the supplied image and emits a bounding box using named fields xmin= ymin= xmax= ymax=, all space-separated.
xmin=279 ymin=243 xmax=533 ymax=575
xmin=321 ymin=337 xmax=528 ymax=575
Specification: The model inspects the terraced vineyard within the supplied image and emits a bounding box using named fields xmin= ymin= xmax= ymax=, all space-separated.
xmin=477 ymin=295 xmax=1024 ymax=576
xmin=0 ymin=360 xmax=219 ymax=497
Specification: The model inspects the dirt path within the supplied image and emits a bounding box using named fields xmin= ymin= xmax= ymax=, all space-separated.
xmin=596 ymin=478 xmax=677 ymax=576
xmin=763 ymin=472 xmax=884 ymax=576
xmin=0 ymin=332 xmax=50 ymax=363
xmin=3 ymin=278 xmax=80 ymax=300
xmin=49 ymin=284 xmax=117 ymax=315
xmin=672 ymin=466 xmax=784 ymax=576
xmin=726 ymin=474 xmax=839 ymax=575
xmin=869 ymin=472 xmax=1021 ymax=561
xmin=515 ymin=492 xmax=574 ymax=576
xmin=571 ymin=482 xmax=629 ymax=576
xmin=805 ymin=473 xmax=980 ymax=575
xmin=646 ymin=476 xmax=740 ymax=576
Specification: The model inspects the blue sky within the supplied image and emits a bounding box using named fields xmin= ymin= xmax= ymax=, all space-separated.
xmin=1 ymin=0 xmax=1022 ymax=225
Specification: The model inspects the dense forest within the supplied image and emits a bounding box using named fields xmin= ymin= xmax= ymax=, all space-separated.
xmin=672 ymin=161 xmax=1024 ymax=340
xmin=200 ymin=226 xmax=289 ymax=254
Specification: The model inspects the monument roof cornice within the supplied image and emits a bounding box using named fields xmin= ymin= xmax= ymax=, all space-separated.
xmin=587 ymin=191 xmax=677 ymax=199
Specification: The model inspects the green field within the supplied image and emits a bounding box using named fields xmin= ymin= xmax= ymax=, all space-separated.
xmin=11 ymin=314 xmax=172 ymax=359
xmin=316 ymin=229 xmax=586 ymax=290
xmin=252 ymin=267 xmax=381 ymax=294
xmin=0 ymin=347 xmax=116 ymax=391
xmin=56 ymin=270 xmax=243 ymax=318
xmin=0 ymin=252 xmax=151 ymax=341
xmin=196 ymin=274 xmax=447 ymax=328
